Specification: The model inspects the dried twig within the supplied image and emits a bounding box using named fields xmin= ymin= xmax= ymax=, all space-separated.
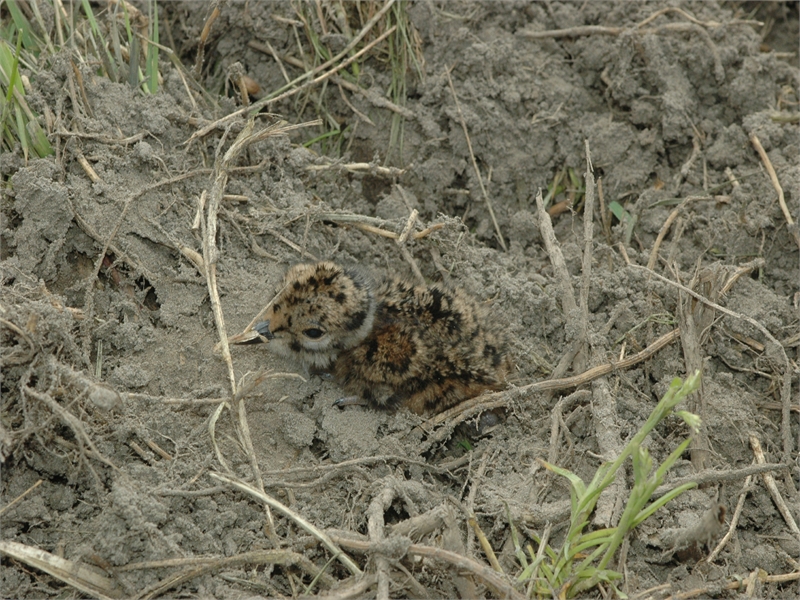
xmin=423 ymin=328 xmax=683 ymax=435
xmin=210 ymin=472 xmax=363 ymax=576
xmin=446 ymin=68 xmax=507 ymax=251
xmin=632 ymin=264 xmax=794 ymax=471
xmin=748 ymin=435 xmax=800 ymax=536
xmin=186 ymin=1 xmax=398 ymax=144
xmin=707 ymin=470 xmax=753 ymax=563
xmin=368 ymin=482 xmax=396 ymax=600
xmin=327 ymin=533 xmax=525 ymax=600
xmin=749 ymin=132 xmax=800 ymax=250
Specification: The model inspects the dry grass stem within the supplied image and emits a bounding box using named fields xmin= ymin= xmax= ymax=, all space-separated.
xmin=264 ymin=229 xmax=319 ymax=260
xmin=209 ymin=472 xmax=364 ymax=577
xmin=145 ymin=439 xmax=173 ymax=461
xmin=522 ymin=4 xmax=760 ymax=35
xmin=305 ymin=162 xmax=406 ymax=177
xmin=56 ymin=130 xmax=148 ymax=144
xmin=469 ymin=515 xmax=503 ymax=573
xmin=135 ymin=549 xmax=334 ymax=600
xmin=74 ymin=151 xmax=102 ymax=182
xmin=70 ymin=60 xmax=94 ymax=118
xmin=631 ymin=264 xmax=794 ymax=466
xmin=193 ymin=1 xmax=222 ymax=76
xmin=201 ymin=120 xmax=319 ymax=538
xmin=524 ymin=16 xmax=736 ymax=83
xmin=186 ymin=0 xmax=398 ymax=145
xmin=446 ymin=68 xmax=507 ymax=251
xmin=720 ymin=258 xmax=764 ymax=295
xmin=337 ymin=82 xmax=377 ymax=125
xmin=21 ymin=382 xmax=116 ymax=474
xmin=748 ymin=435 xmax=800 ymax=536
xmin=0 ymin=479 xmax=43 ymax=518
xmin=707 ymin=472 xmax=753 ymax=563
xmin=0 ymin=541 xmax=121 ymax=600
xmin=332 ymin=75 xmax=415 ymax=118
xmin=749 ymin=132 xmax=800 ymax=250
xmin=651 ymin=462 xmax=787 ymax=499
xmin=0 ymin=317 xmax=36 ymax=365
xmin=581 ymin=141 xmax=596 ymax=291
xmin=666 ymin=570 xmax=800 ymax=600
xmin=305 ymin=575 xmax=378 ymax=600
xmin=535 ymin=187 xmax=579 ymax=333
xmin=390 ymin=504 xmax=449 ymax=540
xmin=647 ymin=197 xmax=696 ymax=270
xmin=326 ymin=534 xmax=525 ymax=600
xmin=128 ymin=440 xmax=154 ymax=464
xmin=424 ymin=327 xmax=683 ymax=430
xmin=321 ymin=215 xmax=444 ymax=241
xmin=578 ymin=141 xmax=596 ymax=371
xmin=251 ymin=39 xmax=291 ymax=84
xmin=368 ymin=483 xmax=396 ymax=600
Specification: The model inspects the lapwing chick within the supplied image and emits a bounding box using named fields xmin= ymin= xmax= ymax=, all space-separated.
xmin=246 ymin=262 xmax=512 ymax=415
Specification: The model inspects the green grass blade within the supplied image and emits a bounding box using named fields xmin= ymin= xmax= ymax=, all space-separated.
xmin=14 ymin=101 xmax=29 ymax=158
xmin=504 ymin=503 xmax=528 ymax=568
xmin=6 ymin=0 xmax=40 ymax=52
xmin=632 ymin=482 xmax=697 ymax=528
xmin=540 ymin=460 xmax=587 ymax=498
xmin=26 ymin=117 xmax=53 ymax=156
xmin=0 ymin=36 xmax=24 ymax=149
xmin=79 ymin=0 xmax=118 ymax=80
xmin=145 ymin=0 xmax=159 ymax=93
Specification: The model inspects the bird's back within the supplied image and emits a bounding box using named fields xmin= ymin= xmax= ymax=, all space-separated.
xmin=333 ymin=275 xmax=512 ymax=414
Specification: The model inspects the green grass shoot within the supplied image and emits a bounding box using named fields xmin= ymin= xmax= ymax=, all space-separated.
xmin=0 ymin=36 xmax=53 ymax=158
xmin=145 ymin=0 xmax=159 ymax=94
xmin=514 ymin=371 xmax=702 ymax=598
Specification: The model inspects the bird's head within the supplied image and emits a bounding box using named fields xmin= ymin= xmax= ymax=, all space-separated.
xmin=253 ymin=262 xmax=375 ymax=369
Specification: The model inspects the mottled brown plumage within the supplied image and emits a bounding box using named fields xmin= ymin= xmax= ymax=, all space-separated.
xmin=248 ymin=262 xmax=512 ymax=415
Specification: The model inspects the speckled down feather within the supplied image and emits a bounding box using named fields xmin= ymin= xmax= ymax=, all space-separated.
xmin=251 ymin=262 xmax=512 ymax=415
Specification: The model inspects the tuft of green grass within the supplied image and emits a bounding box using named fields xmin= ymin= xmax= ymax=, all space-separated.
xmin=0 ymin=0 xmax=171 ymax=158
xmin=0 ymin=35 xmax=53 ymax=158
xmin=289 ymin=0 xmax=423 ymax=162
xmin=4 ymin=0 xmax=43 ymax=53
xmin=512 ymin=371 xmax=702 ymax=598
xmin=80 ymin=0 xmax=119 ymax=82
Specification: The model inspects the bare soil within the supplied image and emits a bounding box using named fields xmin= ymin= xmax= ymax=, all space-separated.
xmin=2 ymin=1 xmax=799 ymax=599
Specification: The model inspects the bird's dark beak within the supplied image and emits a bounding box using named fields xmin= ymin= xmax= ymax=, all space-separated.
xmin=254 ymin=321 xmax=274 ymax=341
xmin=237 ymin=321 xmax=274 ymax=344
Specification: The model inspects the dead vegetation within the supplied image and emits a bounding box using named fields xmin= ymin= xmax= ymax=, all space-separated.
xmin=2 ymin=1 xmax=799 ymax=599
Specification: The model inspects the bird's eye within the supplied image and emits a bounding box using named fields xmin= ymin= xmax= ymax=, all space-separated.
xmin=303 ymin=328 xmax=325 ymax=339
